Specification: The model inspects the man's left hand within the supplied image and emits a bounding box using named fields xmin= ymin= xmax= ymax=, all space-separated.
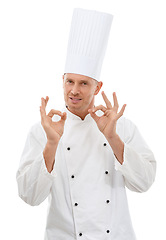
xmin=88 ymin=91 xmax=126 ymax=140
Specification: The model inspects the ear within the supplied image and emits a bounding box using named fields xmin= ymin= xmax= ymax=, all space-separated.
xmin=62 ymin=74 xmax=65 ymax=88
xmin=94 ymin=81 xmax=103 ymax=95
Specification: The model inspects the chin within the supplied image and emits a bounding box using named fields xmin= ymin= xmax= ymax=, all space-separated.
xmin=66 ymin=102 xmax=83 ymax=111
xmin=68 ymin=105 xmax=81 ymax=111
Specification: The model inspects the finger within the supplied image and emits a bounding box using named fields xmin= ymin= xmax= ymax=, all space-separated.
xmin=92 ymin=105 xmax=107 ymax=113
xmin=40 ymin=105 xmax=47 ymax=123
xmin=47 ymin=109 xmax=63 ymax=118
xmin=45 ymin=96 xmax=49 ymax=107
xmin=60 ymin=112 xmax=67 ymax=121
xmin=41 ymin=97 xmax=46 ymax=110
xmin=88 ymin=109 xmax=100 ymax=123
xmin=41 ymin=96 xmax=49 ymax=108
xmin=116 ymin=104 xmax=127 ymax=120
xmin=40 ymin=98 xmax=47 ymax=116
xmin=113 ymin=92 xmax=119 ymax=110
xmin=101 ymin=91 xmax=112 ymax=109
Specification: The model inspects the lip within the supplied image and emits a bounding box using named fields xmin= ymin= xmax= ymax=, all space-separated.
xmin=69 ymin=97 xmax=82 ymax=103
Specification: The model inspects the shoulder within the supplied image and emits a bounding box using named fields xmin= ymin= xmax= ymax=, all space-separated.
xmin=116 ymin=117 xmax=137 ymax=142
xmin=117 ymin=116 xmax=136 ymax=130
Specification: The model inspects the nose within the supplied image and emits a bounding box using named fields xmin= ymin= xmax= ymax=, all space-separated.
xmin=71 ymin=83 xmax=80 ymax=95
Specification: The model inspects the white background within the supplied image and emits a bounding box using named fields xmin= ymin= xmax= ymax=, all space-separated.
xmin=0 ymin=0 xmax=165 ymax=239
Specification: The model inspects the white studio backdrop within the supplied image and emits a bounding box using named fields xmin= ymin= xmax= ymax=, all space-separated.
xmin=0 ymin=0 xmax=165 ymax=239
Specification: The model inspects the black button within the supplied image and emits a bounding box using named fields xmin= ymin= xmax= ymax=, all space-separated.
xmin=67 ymin=147 xmax=70 ymax=151
xmin=104 ymin=143 xmax=107 ymax=146
xmin=79 ymin=233 xmax=82 ymax=236
xmin=74 ymin=203 xmax=78 ymax=206
xmin=105 ymin=171 xmax=109 ymax=174
xmin=106 ymin=200 xmax=110 ymax=204
xmin=71 ymin=175 xmax=75 ymax=178
xmin=106 ymin=230 xmax=110 ymax=233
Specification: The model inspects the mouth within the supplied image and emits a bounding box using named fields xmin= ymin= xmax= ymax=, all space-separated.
xmin=69 ymin=97 xmax=82 ymax=103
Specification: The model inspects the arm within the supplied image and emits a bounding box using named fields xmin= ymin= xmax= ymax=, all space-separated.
xmin=89 ymin=91 xmax=156 ymax=192
xmin=16 ymin=124 xmax=55 ymax=206
xmin=40 ymin=96 xmax=67 ymax=173
xmin=16 ymin=97 xmax=66 ymax=206
xmin=106 ymin=134 xmax=124 ymax=165
xmin=115 ymin=119 xmax=156 ymax=192
xmin=89 ymin=91 xmax=126 ymax=165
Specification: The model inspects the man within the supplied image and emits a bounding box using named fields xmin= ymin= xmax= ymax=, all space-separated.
xmin=16 ymin=8 xmax=156 ymax=240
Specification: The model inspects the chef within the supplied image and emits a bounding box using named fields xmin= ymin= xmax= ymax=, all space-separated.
xmin=16 ymin=8 xmax=156 ymax=240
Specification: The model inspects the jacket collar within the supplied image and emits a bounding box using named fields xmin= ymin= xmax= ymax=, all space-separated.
xmin=64 ymin=106 xmax=92 ymax=122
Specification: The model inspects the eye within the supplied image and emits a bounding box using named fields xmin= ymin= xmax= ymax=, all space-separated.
xmin=82 ymin=82 xmax=87 ymax=85
xmin=67 ymin=80 xmax=73 ymax=84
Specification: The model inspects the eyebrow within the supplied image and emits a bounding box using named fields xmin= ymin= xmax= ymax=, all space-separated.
xmin=66 ymin=78 xmax=88 ymax=82
xmin=65 ymin=77 xmax=98 ymax=84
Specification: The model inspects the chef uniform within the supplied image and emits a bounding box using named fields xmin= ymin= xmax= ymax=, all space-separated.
xmin=16 ymin=8 xmax=156 ymax=240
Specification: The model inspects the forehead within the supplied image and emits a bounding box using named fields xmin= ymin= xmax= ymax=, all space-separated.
xmin=65 ymin=73 xmax=95 ymax=82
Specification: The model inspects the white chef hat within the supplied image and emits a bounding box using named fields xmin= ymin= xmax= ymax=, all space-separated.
xmin=64 ymin=8 xmax=113 ymax=81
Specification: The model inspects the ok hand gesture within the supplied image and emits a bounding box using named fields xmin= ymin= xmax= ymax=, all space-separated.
xmin=88 ymin=92 xmax=126 ymax=140
xmin=40 ymin=96 xmax=67 ymax=144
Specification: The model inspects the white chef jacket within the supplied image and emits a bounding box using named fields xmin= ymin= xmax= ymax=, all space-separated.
xmin=16 ymin=107 xmax=156 ymax=240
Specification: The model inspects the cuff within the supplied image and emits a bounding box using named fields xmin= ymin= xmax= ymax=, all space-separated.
xmin=41 ymin=153 xmax=56 ymax=179
xmin=114 ymin=143 xmax=127 ymax=171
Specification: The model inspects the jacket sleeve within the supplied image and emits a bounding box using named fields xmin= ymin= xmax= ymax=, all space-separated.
xmin=16 ymin=122 xmax=56 ymax=206
xmin=115 ymin=118 xmax=156 ymax=193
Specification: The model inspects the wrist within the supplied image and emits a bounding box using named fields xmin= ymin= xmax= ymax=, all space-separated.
xmin=43 ymin=140 xmax=59 ymax=173
xmin=47 ymin=139 xmax=60 ymax=148
xmin=105 ymin=133 xmax=119 ymax=142
xmin=106 ymin=134 xmax=124 ymax=165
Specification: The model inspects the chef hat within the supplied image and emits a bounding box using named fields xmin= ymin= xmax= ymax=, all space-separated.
xmin=64 ymin=8 xmax=113 ymax=81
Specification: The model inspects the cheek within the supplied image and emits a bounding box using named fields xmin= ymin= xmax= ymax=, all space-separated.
xmin=63 ymin=85 xmax=70 ymax=95
xmin=63 ymin=86 xmax=69 ymax=101
xmin=85 ymin=89 xmax=95 ymax=101
xmin=88 ymin=86 xmax=97 ymax=96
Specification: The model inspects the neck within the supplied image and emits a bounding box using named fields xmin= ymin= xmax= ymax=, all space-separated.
xmin=66 ymin=107 xmax=90 ymax=120
xmin=66 ymin=100 xmax=95 ymax=120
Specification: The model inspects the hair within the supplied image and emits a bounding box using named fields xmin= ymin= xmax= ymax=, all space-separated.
xmin=63 ymin=73 xmax=99 ymax=84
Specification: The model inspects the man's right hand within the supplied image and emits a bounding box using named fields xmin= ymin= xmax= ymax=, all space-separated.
xmin=40 ymin=96 xmax=67 ymax=144
xmin=40 ymin=96 xmax=67 ymax=173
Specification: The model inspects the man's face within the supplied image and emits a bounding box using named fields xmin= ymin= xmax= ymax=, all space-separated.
xmin=63 ymin=73 xmax=102 ymax=119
